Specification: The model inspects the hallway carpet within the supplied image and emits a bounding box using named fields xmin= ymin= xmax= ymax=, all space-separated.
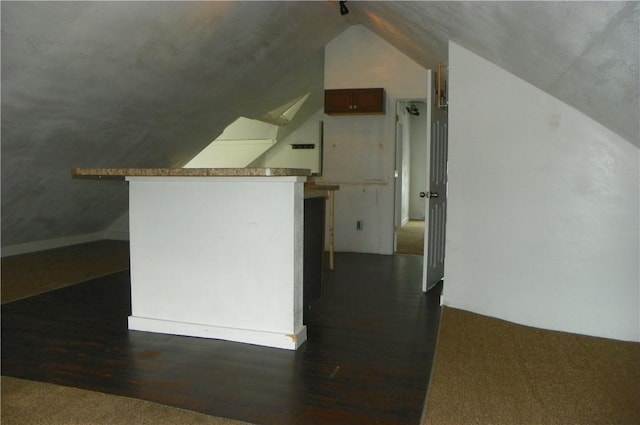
xmin=396 ymin=220 xmax=424 ymax=256
xmin=423 ymin=307 xmax=640 ymax=425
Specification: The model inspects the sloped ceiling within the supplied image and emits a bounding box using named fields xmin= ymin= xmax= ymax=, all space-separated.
xmin=349 ymin=1 xmax=639 ymax=145
xmin=1 ymin=1 xmax=348 ymax=246
xmin=1 ymin=1 xmax=638 ymax=247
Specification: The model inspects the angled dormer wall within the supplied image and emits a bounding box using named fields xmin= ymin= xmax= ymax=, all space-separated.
xmin=183 ymin=117 xmax=278 ymax=168
xmin=250 ymin=108 xmax=325 ymax=174
xmin=0 ymin=2 xmax=347 ymax=255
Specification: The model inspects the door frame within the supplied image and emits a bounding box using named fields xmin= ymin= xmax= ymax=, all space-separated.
xmin=393 ymin=77 xmax=448 ymax=293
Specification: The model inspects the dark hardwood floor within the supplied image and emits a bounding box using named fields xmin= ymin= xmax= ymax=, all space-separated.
xmin=2 ymin=252 xmax=442 ymax=425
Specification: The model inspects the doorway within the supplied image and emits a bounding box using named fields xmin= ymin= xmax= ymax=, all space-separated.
xmin=394 ymin=100 xmax=428 ymax=256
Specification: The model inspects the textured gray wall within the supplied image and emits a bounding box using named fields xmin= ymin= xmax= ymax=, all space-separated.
xmin=2 ymin=1 xmax=637 ymax=247
xmin=1 ymin=1 xmax=348 ymax=246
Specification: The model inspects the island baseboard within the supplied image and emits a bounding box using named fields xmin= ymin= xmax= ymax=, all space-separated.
xmin=128 ymin=316 xmax=307 ymax=350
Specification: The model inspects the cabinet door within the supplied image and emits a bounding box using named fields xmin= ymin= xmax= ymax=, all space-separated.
xmin=324 ymin=89 xmax=353 ymax=114
xmin=352 ymin=88 xmax=385 ymax=114
xmin=324 ymin=88 xmax=385 ymax=115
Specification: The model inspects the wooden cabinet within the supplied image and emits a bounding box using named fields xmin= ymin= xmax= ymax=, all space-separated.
xmin=324 ymin=88 xmax=385 ymax=115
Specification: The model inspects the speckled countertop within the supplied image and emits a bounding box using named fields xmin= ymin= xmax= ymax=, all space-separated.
xmin=71 ymin=168 xmax=339 ymax=198
xmin=71 ymin=167 xmax=312 ymax=178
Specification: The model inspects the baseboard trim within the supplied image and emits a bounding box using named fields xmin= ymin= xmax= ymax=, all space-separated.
xmin=103 ymin=230 xmax=130 ymax=241
xmin=1 ymin=232 xmax=106 ymax=257
xmin=128 ymin=316 xmax=307 ymax=350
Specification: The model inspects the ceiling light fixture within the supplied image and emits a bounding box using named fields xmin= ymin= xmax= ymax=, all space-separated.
xmin=339 ymin=1 xmax=349 ymax=15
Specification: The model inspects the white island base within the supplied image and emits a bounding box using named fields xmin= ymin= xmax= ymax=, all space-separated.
xmin=125 ymin=174 xmax=308 ymax=350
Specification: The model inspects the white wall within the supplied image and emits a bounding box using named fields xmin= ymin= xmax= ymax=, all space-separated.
xmin=444 ymin=42 xmax=640 ymax=342
xmin=251 ymin=108 xmax=324 ymax=174
xmin=322 ymin=25 xmax=428 ymax=254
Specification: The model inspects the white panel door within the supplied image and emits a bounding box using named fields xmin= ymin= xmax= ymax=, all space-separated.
xmin=422 ymin=72 xmax=448 ymax=292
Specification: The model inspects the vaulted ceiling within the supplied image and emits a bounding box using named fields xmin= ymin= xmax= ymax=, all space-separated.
xmin=2 ymin=1 xmax=638 ymax=247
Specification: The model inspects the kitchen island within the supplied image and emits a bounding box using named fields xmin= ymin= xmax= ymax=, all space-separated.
xmin=73 ymin=167 xmax=324 ymax=350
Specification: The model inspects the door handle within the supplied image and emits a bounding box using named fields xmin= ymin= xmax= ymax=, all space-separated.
xmin=420 ymin=192 xmax=426 ymax=198
xmin=428 ymin=192 xmax=439 ymax=198
xmin=420 ymin=191 xmax=439 ymax=199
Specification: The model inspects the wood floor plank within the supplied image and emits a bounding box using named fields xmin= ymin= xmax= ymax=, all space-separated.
xmin=2 ymin=253 xmax=441 ymax=425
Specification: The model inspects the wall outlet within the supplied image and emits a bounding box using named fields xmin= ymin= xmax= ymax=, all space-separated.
xmin=356 ymin=220 xmax=363 ymax=230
